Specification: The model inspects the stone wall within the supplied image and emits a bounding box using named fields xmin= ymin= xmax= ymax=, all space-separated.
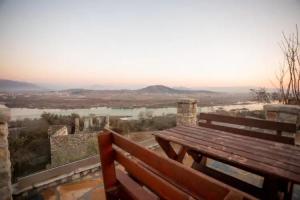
xmin=264 ymin=104 xmax=300 ymax=144
xmin=0 ymin=105 xmax=12 ymax=200
xmin=176 ymin=99 xmax=198 ymax=126
xmin=50 ymin=133 xmax=99 ymax=167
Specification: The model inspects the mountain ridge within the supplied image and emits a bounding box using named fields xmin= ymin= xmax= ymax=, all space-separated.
xmin=0 ymin=79 xmax=42 ymax=91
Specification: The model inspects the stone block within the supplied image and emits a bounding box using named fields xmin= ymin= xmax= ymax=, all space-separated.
xmin=266 ymin=111 xmax=278 ymax=121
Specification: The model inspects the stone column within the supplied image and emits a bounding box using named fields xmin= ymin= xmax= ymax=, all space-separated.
xmin=176 ymin=99 xmax=198 ymax=126
xmin=104 ymin=116 xmax=110 ymax=129
xmin=95 ymin=117 xmax=103 ymax=129
xmin=89 ymin=116 xmax=94 ymax=128
xmin=83 ymin=117 xmax=90 ymax=131
xmin=74 ymin=118 xmax=80 ymax=134
xmin=0 ymin=107 xmax=12 ymax=200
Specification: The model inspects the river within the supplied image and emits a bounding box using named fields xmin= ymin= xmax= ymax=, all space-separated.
xmin=8 ymin=101 xmax=268 ymax=121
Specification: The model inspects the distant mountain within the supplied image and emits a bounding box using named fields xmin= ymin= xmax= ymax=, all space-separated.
xmin=0 ymin=79 xmax=42 ymax=92
xmin=137 ymin=85 xmax=214 ymax=94
xmin=193 ymin=86 xmax=270 ymax=93
xmin=138 ymin=85 xmax=178 ymax=93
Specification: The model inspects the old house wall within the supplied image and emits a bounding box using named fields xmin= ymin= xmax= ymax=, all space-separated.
xmin=50 ymin=133 xmax=99 ymax=167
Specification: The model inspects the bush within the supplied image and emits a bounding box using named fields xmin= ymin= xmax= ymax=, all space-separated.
xmin=110 ymin=114 xmax=176 ymax=134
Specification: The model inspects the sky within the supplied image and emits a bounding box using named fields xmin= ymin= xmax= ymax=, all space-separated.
xmin=0 ymin=0 xmax=300 ymax=89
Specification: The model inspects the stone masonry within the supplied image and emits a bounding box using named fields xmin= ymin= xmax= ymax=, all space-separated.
xmin=83 ymin=117 xmax=90 ymax=131
xmin=48 ymin=125 xmax=68 ymax=137
xmin=176 ymin=98 xmax=198 ymax=126
xmin=50 ymin=133 xmax=99 ymax=167
xmin=264 ymin=104 xmax=300 ymax=144
xmin=74 ymin=117 xmax=80 ymax=134
xmin=0 ymin=107 xmax=12 ymax=200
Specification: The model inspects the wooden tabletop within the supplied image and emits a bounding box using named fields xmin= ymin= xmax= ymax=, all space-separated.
xmin=153 ymin=125 xmax=300 ymax=184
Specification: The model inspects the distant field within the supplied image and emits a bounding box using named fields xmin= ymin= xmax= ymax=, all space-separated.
xmin=0 ymin=90 xmax=252 ymax=109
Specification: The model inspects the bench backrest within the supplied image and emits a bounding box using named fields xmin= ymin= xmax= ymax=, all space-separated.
xmin=198 ymin=113 xmax=296 ymax=145
xmin=98 ymin=128 xmax=256 ymax=200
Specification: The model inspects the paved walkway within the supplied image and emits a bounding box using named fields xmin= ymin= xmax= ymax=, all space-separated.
xmin=41 ymin=170 xmax=105 ymax=200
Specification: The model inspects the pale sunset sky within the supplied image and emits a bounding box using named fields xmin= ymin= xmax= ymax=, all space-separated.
xmin=0 ymin=0 xmax=300 ymax=89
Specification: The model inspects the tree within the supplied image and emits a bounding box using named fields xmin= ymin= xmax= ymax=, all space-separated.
xmin=250 ymin=88 xmax=271 ymax=103
xmin=277 ymin=25 xmax=300 ymax=104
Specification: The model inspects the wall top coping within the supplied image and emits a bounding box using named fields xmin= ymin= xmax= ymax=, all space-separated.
xmin=48 ymin=125 xmax=67 ymax=137
xmin=177 ymin=98 xmax=197 ymax=104
xmin=264 ymin=104 xmax=300 ymax=114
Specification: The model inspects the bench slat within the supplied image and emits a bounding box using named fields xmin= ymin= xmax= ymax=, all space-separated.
xmin=116 ymin=169 xmax=158 ymax=200
xmin=199 ymin=113 xmax=296 ymax=132
xmin=198 ymin=122 xmax=294 ymax=145
xmin=114 ymin=148 xmax=192 ymax=200
xmin=111 ymin=130 xmax=232 ymax=200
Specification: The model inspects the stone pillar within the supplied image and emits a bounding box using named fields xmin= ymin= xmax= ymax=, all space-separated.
xmin=74 ymin=118 xmax=80 ymax=134
xmin=95 ymin=117 xmax=103 ymax=128
xmin=83 ymin=117 xmax=90 ymax=131
xmin=176 ymin=99 xmax=198 ymax=126
xmin=0 ymin=107 xmax=12 ymax=200
xmin=104 ymin=116 xmax=110 ymax=129
xmin=89 ymin=116 xmax=94 ymax=128
xmin=264 ymin=104 xmax=300 ymax=145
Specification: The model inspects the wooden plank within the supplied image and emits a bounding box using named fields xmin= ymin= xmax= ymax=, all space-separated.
xmin=174 ymin=126 xmax=300 ymax=159
xmin=167 ymin=128 xmax=300 ymax=169
xmin=138 ymin=155 xmax=257 ymax=200
xmin=173 ymin=126 xmax=300 ymax=164
xmin=154 ymin=132 xmax=300 ymax=183
xmin=155 ymin=137 xmax=178 ymax=160
xmin=98 ymin=131 xmax=119 ymax=199
xmin=156 ymin=137 xmax=186 ymax=162
xmin=181 ymin=126 xmax=300 ymax=155
xmin=199 ymin=113 xmax=296 ymax=132
xmin=198 ymin=122 xmax=294 ymax=145
xmin=190 ymin=160 xmax=264 ymax=199
xmin=179 ymin=126 xmax=300 ymax=154
xmin=177 ymin=146 xmax=187 ymax=162
xmin=114 ymin=148 xmax=193 ymax=200
xmin=109 ymin=129 xmax=232 ymax=200
xmin=116 ymin=169 xmax=158 ymax=200
xmin=161 ymin=130 xmax=300 ymax=175
xmin=224 ymin=191 xmax=246 ymax=200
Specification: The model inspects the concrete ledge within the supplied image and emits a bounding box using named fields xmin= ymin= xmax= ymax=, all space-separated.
xmin=12 ymin=155 xmax=100 ymax=195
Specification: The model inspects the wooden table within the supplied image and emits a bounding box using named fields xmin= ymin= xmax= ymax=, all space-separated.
xmin=153 ymin=125 xmax=300 ymax=199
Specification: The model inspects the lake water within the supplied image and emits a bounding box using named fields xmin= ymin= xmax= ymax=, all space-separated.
xmin=8 ymin=102 xmax=267 ymax=121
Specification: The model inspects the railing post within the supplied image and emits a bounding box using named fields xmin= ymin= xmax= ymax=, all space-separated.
xmin=98 ymin=130 xmax=119 ymax=199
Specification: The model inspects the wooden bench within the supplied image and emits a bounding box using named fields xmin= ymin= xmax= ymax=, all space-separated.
xmin=98 ymin=128 xmax=256 ymax=200
xmin=198 ymin=113 xmax=296 ymax=145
